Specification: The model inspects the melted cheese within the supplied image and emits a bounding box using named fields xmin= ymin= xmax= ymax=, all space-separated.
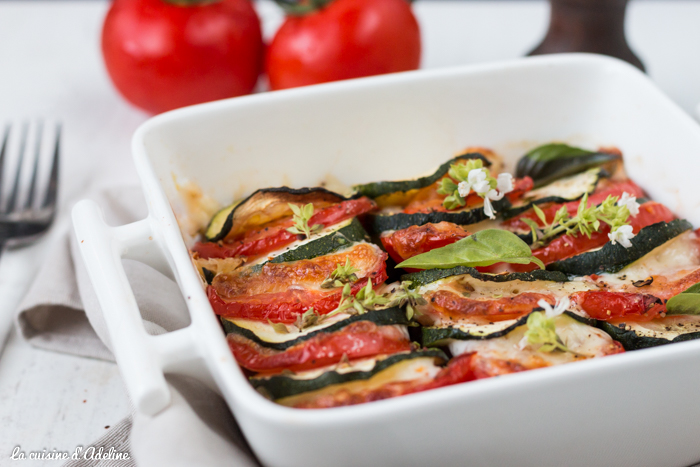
xmin=522 ymin=168 xmax=600 ymax=202
xmin=450 ymin=314 xmax=618 ymax=367
xmin=591 ymin=231 xmax=700 ymax=289
xmin=616 ymin=315 xmax=700 ymax=340
xmin=226 ymin=313 xmax=353 ymax=343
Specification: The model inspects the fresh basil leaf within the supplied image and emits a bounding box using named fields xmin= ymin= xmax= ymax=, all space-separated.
xmin=666 ymin=281 xmax=700 ymax=315
xmin=516 ymin=143 xmax=619 ymax=188
xmin=523 ymin=143 xmax=595 ymax=163
xmin=396 ymin=229 xmax=545 ymax=270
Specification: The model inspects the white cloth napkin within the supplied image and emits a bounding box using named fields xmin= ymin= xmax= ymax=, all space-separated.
xmin=15 ymin=186 xmax=259 ymax=467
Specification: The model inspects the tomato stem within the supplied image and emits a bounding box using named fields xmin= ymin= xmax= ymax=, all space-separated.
xmin=274 ymin=0 xmax=335 ymax=16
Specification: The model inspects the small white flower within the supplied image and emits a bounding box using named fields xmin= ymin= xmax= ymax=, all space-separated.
xmin=496 ymin=173 xmax=515 ymax=194
xmin=483 ymin=197 xmax=496 ymax=219
xmin=486 ymin=189 xmax=504 ymax=202
xmin=538 ymin=297 xmax=570 ymax=318
xmin=467 ymin=168 xmax=487 ymax=186
xmin=609 ymin=224 xmax=635 ymax=248
xmin=473 ymin=180 xmax=491 ymax=195
xmin=482 ymin=189 xmax=504 ymax=219
xmin=617 ymin=192 xmax=640 ymax=217
xmin=457 ymin=181 xmax=471 ymax=198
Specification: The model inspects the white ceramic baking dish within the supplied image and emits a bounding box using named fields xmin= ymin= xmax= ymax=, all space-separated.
xmin=73 ymin=54 xmax=700 ymax=467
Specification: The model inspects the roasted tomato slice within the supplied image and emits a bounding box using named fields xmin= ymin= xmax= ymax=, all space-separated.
xmin=208 ymin=243 xmax=388 ymax=322
xmin=381 ymin=222 xmax=470 ymax=265
xmin=192 ymin=197 xmax=375 ymax=260
xmin=507 ymin=201 xmax=676 ymax=273
xmin=571 ymin=291 xmax=666 ymax=322
xmin=227 ymin=321 xmax=410 ymax=373
xmin=287 ymin=353 xmax=476 ymax=409
xmin=426 ymin=290 xmax=555 ymax=322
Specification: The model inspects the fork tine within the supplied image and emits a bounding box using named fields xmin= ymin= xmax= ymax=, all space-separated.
xmin=42 ymin=123 xmax=60 ymax=210
xmin=0 ymin=124 xmax=10 ymax=195
xmin=4 ymin=122 xmax=28 ymax=213
xmin=24 ymin=121 xmax=43 ymax=209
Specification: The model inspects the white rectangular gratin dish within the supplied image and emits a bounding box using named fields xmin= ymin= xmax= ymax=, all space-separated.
xmin=73 ymin=54 xmax=700 ymax=467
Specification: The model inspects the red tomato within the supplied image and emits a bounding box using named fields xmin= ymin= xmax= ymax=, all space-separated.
xmin=381 ymin=222 xmax=470 ymax=265
xmin=102 ymin=0 xmax=263 ymax=114
xmin=266 ymin=0 xmax=421 ymax=90
xmin=428 ymin=290 xmax=555 ymax=322
xmin=227 ymin=321 xmax=410 ymax=373
xmin=192 ymin=197 xmax=375 ymax=260
xmin=207 ymin=263 xmax=388 ymax=323
xmin=571 ymin=291 xmax=666 ymax=322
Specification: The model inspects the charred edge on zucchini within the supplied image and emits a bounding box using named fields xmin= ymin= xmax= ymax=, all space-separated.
xmin=422 ymin=310 xmax=590 ymax=346
xmin=516 ymin=144 xmax=621 ymax=188
xmin=222 ymin=307 xmax=409 ymax=351
xmin=352 ymin=152 xmax=491 ymax=200
xmin=202 ymin=268 xmax=216 ymax=285
xmin=547 ymin=219 xmax=693 ymax=276
xmin=592 ymin=319 xmax=700 ymax=351
xmin=268 ymin=218 xmax=369 ymax=264
xmin=205 ymin=186 xmax=355 ymax=242
xmin=401 ymin=266 xmax=569 ymax=288
xmin=250 ymin=349 xmax=448 ymax=400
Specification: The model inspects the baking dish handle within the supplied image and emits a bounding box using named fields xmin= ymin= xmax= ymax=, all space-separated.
xmin=72 ymin=199 xmax=193 ymax=416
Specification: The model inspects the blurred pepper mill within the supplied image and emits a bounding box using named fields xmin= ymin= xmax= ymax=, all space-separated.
xmin=529 ymin=0 xmax=645 ymax=71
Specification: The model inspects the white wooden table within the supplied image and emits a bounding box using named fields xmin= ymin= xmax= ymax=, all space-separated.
xmin=0 ymin=1 xmax=698 ymax=465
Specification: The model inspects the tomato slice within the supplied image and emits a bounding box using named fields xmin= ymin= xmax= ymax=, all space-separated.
xmin=208 ymin=262 xmax=388 ymax=323
xmin=193 ymin=197 xmax=376 ymax=260
xmin=571 ymin=291 xmax=666 ymax=322
xmin=427 ymin=290 xmax=554 ymax=322
xmin=227 ymin=321 xmax=410 ymax=373
xmin=507 ymin=201 xmax=676 ymax=273
xmin=380 ymin=222 xmax=470 ymax=265
xmin=503 ymin=180 xmax=646 ymax=231
xmin=288 ymin=353 xmax=476 ymax=409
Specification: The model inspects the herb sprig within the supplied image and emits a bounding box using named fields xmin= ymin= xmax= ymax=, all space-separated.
xmin=286 ymin=203 xmax=322 ymax=239
xmin=522 ymin=193 xmax=637 ymax=249
xmin=321 ymin=258 xmax=360 ymax=289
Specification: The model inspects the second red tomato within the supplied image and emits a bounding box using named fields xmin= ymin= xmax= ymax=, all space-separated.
xmin=266 ymin=0 xmax=421 ymax=90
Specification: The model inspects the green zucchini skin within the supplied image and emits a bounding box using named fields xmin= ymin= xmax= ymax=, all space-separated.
xmin=352 ymin=152 xmax=491 ymax=200
xmin=222 ymin=307 xmax=409 ymax=351
xmin=547 ymin=219 xmax=693 ymax=276
xmin=205 ymin=186 xmax=354 ymax=242
xmin=516 ymin=144 xmax=620 ymax=188
xmin=422 ymin=311 xmax=588 ymax=346
xmin=251 ymin=349 xmax=447 ymax=400
xmin=402 ymin=266 xmax=569 ymax=288
xmin=368 ymin=206 xmax=491 ymax=233
xmin=592 ymin=320 xmax=700 ymax=351
xmin=269 ymin=218 xmax=369 ymax=264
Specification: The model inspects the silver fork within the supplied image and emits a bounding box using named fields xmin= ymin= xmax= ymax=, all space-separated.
xmin=0 ymin=121 xmax=60 ymax=251
xmin=0 ymin=121 xmax=60 ymax=352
